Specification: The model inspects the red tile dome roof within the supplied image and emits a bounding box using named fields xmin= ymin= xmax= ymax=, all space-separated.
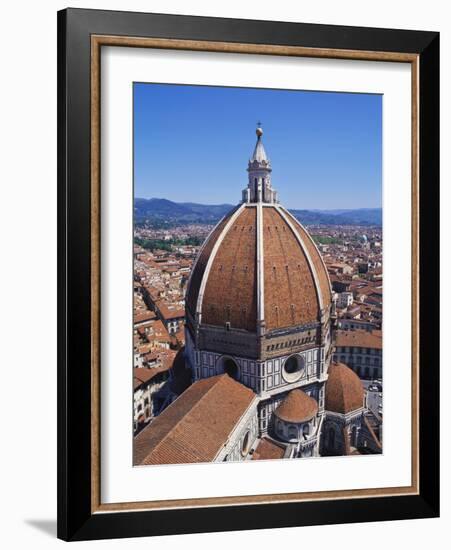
xmin=186 ymin=203 xmax=331 ymax=333
xmin=325 ymin=363 xmax=364 ymax=414
xmin=274 ymin=389 xmax=318 ymax=423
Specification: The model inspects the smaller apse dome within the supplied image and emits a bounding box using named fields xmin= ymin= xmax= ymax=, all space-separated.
xmin=274 ymin=389 xmax=318 ymax=424
xmin=325 ymin=363 xmax=364 ymax=414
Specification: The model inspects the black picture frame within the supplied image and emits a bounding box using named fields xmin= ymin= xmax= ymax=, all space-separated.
xmin=57 ymin=7 xmax=439 ymax=541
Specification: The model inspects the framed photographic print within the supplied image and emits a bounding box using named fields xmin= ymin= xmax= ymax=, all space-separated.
xmin=57 ymin=8 xmax=439 ymax=541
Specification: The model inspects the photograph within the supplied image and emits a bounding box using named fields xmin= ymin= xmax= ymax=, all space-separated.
xmin=132 ymin=83 xmax=383 ymax=466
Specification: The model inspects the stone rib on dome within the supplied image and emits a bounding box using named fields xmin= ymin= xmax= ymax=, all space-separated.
xmin=325 ymin=363 xmax=364 ymax=414
xmin=274 ymin=389 xmax=318 ymax=423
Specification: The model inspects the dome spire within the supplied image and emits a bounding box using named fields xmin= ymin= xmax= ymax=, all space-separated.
xmin=243 ymin=124 xmax=278 ymax=204
xmin=251 ymin=123 xmax=267 ymax=162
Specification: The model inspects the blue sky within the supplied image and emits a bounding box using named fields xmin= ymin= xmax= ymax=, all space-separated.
xmin=134 ymin=83 xmax=382 ymax=210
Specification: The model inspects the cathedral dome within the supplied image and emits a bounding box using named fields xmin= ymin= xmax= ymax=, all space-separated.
xmin=325 ymin=363 xmax=364 ymax=414
xmin=274 ymin=389 xmax=318 ymax=423
xmin=185 ymin=127 xmax=331 ymax=334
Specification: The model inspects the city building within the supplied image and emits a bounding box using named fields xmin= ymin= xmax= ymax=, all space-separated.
xmin=333 ymin=329 xmax=383 ymax=379
xmin=337 ymin=318 xmax=379 ymax=332
xmin=336 ymin=291 xmax=354 ymax=309
xmin=154 ymin=301 xmax=185 ymax=335
xmin=133 ymin=364 xmax=172 ymax=434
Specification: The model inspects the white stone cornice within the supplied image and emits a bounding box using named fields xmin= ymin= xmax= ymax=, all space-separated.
xmin=325 ymin=407 xmax=365 ymax=422
xmin=186 ymin=210 xmax=230 ymax=299
xmin=256 ymin=202 xmax=265 ymax=334
xmin=196 ymin=203 xmax=246 ymax=320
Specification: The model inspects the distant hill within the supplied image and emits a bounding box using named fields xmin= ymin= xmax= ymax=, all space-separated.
xmin=291 ymin=208 xmax=382 ymax=226
xmin=134 ymin=198 xmax=232 ymax=223
xmin=134 ymin=198 xmax=381 ymax=226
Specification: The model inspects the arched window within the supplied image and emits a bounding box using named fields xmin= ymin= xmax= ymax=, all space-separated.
xmin=302 ymin=423 xmax=310 ymax=439
xmin=217 ymin=356 xmax=239 ymax=379
xmin=288 ymin=425 xmax=298 ymax=440
xmin=223 ymin=358 xmax=239 ymax=380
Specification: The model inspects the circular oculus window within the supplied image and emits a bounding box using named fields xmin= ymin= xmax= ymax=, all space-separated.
xmin=282 ymin=354 xmax=305 ymax=383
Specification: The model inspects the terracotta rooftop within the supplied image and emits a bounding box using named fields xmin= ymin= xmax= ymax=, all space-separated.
xmin=186 ymin=203 xmax=331 ymax=333
xmin=274 ymin=389 xmax=318 ymax=423
xmin=156 ymin=301 xmax=185 ymax=320
xmin=133 ymin=365 xmax=171 ymax=391
xmin=263 ymin=207 xmax=321 ymax=329
xmin=185 ymin=207 xmax=238 ymax=315
xmin=134 ymin=311 xmax=157 ymax=324
xmin=144 ymin=349 xmax=177 ymax=369
xmin=200 ymin=206 xmax=258 ymax=331
xmin=252 ymin=437 xmax=286 ymax=460
xmin=335 ymin=329 xmax=382 ymax=350
xmin=134 ymin=374 xmax=256 ymax=465
xmin=325 ymin=362 xmax=364 ymax=414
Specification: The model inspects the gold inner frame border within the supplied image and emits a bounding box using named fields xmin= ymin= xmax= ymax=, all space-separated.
xmin=90 ymin=35 xmax=419 ymax=514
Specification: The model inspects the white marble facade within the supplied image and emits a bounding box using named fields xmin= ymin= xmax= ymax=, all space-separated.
xmin=185 ymin=328 xmax=329 ymax=459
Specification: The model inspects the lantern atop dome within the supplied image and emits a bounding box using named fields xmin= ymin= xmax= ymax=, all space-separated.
xmin=243 ymin=124 xmax=278 ymax=204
